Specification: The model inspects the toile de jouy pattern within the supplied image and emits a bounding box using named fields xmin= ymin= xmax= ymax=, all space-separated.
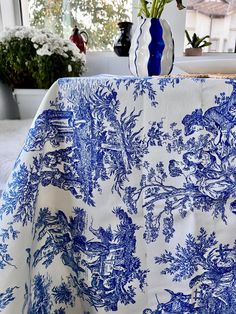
xmin=0 ymin=76 xmax=235 ymax=313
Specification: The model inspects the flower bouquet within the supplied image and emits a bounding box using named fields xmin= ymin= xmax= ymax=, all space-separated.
xmin=0 ymin=26 xmax=86 ymax=89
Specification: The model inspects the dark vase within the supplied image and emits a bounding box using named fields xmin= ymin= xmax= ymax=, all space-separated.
xmin=114 ymin=21 xmax=133 ymax=57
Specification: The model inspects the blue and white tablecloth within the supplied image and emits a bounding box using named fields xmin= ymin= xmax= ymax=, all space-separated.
xmin=0 ymin=76 xmax=235 ymax=313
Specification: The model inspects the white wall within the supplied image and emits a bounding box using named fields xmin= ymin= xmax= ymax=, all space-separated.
xmin=186 ymin=11 xmax=196 ymax=31
xmin=196 ymin=12 xmax=211 ymax=37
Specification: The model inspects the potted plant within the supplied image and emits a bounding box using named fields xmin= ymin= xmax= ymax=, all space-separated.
xmin=185 ymin=30 xmax=212 ymax=56
xmin=0 ymin=26 xmax=86 ymax=118
xmin=129 ymin=0 xmax=185 ymax=76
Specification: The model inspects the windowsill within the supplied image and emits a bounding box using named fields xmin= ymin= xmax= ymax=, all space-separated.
xmin=84 ymin=51 xmax=236 ymax=76
xmin=174 ymin=53 xmax=236 ymax=74
xmin=86 ymin=50 xmax=236 ymax=60
xmin=175 ymin=52 xmax=236 ymax=62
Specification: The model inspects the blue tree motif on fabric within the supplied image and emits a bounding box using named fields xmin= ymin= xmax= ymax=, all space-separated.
xmin=27 ymin=274 xmax=53 ymax=313
xmin=0 ymin=243 xmax=15 ymax=270
xmin=124 ymin=81 xmax=236 ymax=243
xmin=52 ymin=282 xmax=74 ymax=307
xmin=0 ymin=225 xmax=20 ymax=243
xmin=86 ymin=88 xmax=147 ymax=195
xmin=32 ymin=207 xmax=148 ymax=311
xmin=156 ymin=77 xmax=184 ymax=92
xmin=0 ymin=227 xmax=20 ymax=271
xmin=0 ymin=287 xmax=18 ymax=311
xmin=115 ymin=77 xmax=159 ymax=107
xmin=149 ymin=228 xmax=236 ymax=313
xmin=0 ymin=156 xmax=42 ymax=225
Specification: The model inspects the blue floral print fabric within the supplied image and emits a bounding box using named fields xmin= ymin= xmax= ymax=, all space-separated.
xmin=0 ymin=76 xmax=235 ymax=313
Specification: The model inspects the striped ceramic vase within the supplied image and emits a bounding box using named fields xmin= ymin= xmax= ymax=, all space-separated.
xmin=129 ymin=18 xmax=174 ymax=76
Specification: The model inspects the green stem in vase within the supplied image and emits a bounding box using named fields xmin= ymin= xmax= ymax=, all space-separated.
xmin=156 ymin=0 xmax=166 ymax=17
xmin=151 ymin=0 xmax=166 ymax=18
xmin=150 ymin=0 xmax=157 ymax=17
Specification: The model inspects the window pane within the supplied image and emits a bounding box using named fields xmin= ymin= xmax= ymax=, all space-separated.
xmin=26 ymin=0 xmax=132 ymax=51
xmin=185 ymin=0 xmax=236 ymax=52
xmin=0 ymin=5 xmax=3 ymax=32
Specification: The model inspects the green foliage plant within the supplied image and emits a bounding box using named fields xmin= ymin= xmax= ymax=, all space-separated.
xmin=185 ymin=30 xmax=212 ymax=49
xmin=138 ymin=0 xmax=185 ymax=18
xmin=0 ymin=26 xmax=86 ymax=89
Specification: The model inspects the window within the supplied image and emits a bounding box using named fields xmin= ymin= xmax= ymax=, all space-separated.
xmin=2 ymin=0 xmax=235 ymax=57
xmin=23 ymin=0 xmax=132 ymax=51
xmin=0 ymin=5 xmax=3 ymax=31
xmin=185 ymin=0 xmax=236 ymax=52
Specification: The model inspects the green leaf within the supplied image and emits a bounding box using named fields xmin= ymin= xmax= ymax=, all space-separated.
xmin=185 ymin=30 xmax=192 ymax=44
xmin=199 ymin=41 xmax=212 ymax=48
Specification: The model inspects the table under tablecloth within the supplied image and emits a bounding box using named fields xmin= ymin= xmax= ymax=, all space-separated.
xmin=0 ymin=76 xmax=235 ymax=313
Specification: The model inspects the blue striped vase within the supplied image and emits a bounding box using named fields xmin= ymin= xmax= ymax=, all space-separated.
xmin=129 ymin=18 xmax=174 ymax=76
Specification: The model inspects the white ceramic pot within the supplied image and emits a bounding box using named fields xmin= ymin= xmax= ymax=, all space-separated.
xmin=129 ymin=18 xmax=174 ymax=76
xmin=13 ymin=89 xmax=48 ymax=119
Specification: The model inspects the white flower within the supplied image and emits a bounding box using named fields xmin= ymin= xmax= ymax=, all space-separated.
xmin=0 ymin=26 xmax=86 ymax=89
xmin=37 ymin=46 xmax=52 ymax=56
xmin=0 ymin=26 xmax=86 ymax=62
xmin=31 ymin=34 xmax=48 ymax=45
